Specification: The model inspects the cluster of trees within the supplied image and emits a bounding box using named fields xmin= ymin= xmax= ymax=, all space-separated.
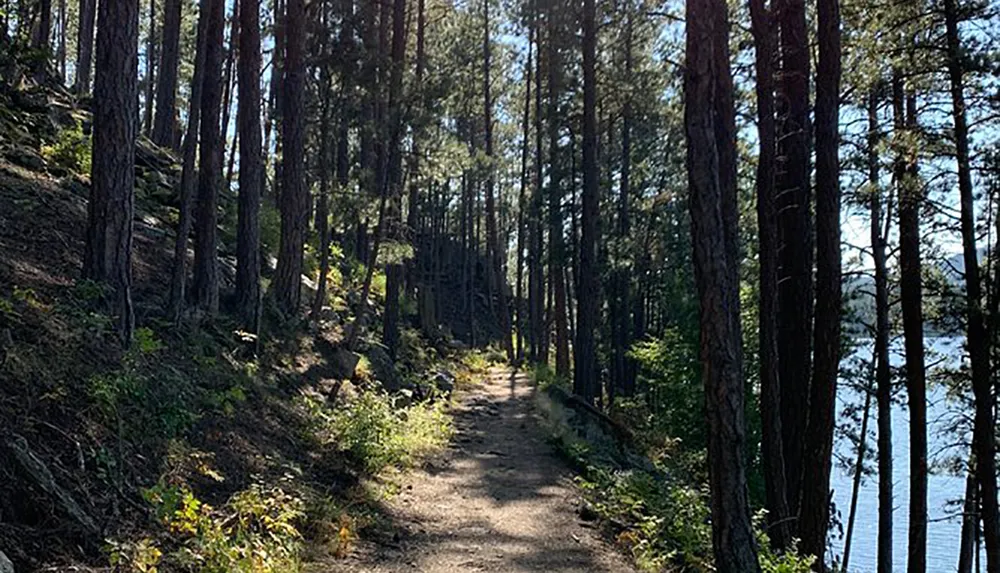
xmin=8 ymin=0 xmax=1000 ymax=569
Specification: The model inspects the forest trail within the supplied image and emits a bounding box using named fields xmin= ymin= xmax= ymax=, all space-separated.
xmin=310 ymin=366 xmax=635 ymax=572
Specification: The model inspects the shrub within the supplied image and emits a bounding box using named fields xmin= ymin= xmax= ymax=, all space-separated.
xmin=301 ymin=389 xmax=453 ymax=473
xmin=41 ymin=120 xmax=92 ymax=173
xmin=138 ymin=482 xmax=305 ymax=573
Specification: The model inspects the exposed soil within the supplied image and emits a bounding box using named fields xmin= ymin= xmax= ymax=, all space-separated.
xmin=309 ymin=366 xmax=636 ymax=573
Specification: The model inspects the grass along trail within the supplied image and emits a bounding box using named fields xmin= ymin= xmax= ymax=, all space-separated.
xmin=310 ymin=365 xmax=635 ymax=572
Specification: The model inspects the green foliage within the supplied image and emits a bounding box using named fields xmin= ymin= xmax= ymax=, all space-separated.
xmin=627 ymin=329 xmax=704 ymax=449
xmin=299 ymin=390 xmax=453 ymax=473
xmin=531 ymin=362 xmax=562 ymax=390
xmin=138 ymin=482 xmax=304 ymax=573
xmin=41 ymin=120 xmax=92 ymax=173
xmin=576 ymin=465 xmax=711 ymax=572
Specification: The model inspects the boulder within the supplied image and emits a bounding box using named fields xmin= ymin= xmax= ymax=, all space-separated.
xmin=430 ymin=370 xmax=456 ymax=396
xmin=365 ymin=346 xmax=401 ymax=391
xmin=5 ymin=146 xmax=45 ymax=171
xmin=331 ymin=347 xmax=361 ymax=380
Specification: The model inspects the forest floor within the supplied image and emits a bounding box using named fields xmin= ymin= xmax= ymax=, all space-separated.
xmin=307 ymin=366 xmax=636 ymax=573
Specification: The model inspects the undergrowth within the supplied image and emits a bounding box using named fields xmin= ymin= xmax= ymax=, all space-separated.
xmin=298 ymin=389 xmax=453 ymax=473
xmin=535 ymin=369 xmax=813 ymax=573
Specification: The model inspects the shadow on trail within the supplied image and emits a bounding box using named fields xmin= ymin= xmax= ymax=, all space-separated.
xmin=313 ymin=367 xmax=634 ymax=572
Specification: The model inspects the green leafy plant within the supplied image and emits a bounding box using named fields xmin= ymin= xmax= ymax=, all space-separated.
xmin=41 ymin=120 xmax=92 ymax=173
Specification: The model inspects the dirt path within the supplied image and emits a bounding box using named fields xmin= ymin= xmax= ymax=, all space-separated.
xmin=312 ymin=366 xmax=635 ymax=572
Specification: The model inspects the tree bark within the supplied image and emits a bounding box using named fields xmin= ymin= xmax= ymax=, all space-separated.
xmin=798 ymin=0 xmax=841 ymax=565
xmin=84 ymin=0 xmax=138 ymax=346
xmin=74 ymin=0 xmax=97 ymax=94
xmin=749 ymin=0 xmax=790 ymax=551
xmin=574 ymin=0 xmax=598 ymax=403
xmin=685 ymin=1 xmax=761 ymax=570
xmin=897 ymin=79 xmax=927 ymax=573
xmin=191 ymin=0 xmax=225 ymax=317
xmin=944 ymin=1 xmax=1000 ymax=569
xmin=842 ymin=387 xmax=872 ymax=573
xmin=612 ymin=8 xmax=634 ymax=397
xmin=515 ymin=30 xmax=532 ymax=364
xmin=167 ymin=0 xmax=210 ymax=321
xmin=529 ymin=6 xmax=545 ymax=363
xmin=152 ymin=0 xmax=181 ymax=148
xmin=775 ymin=0 xmax=813 ymax=519
xmin=235 ymin=0 xmax=262 ymax=329
xmin=546 ymin=3 xmax=569 ymax=379
xmin=142 ymin=0 xmax=156 ymax=138
xmin=272 ymin=0 xmax=308 ymax=315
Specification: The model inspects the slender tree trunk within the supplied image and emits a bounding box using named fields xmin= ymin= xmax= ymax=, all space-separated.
xmin=220 ymin=0 xmax=238 ymax=171
xmin=483 ymin=0 xmax=514 ymax=361
xmin=75 ymin=0 xmax=97 ymax=94
xmin=749 ymin=0 xmax=790 ymax=550
xmin=960 ymin=462 xmax=980 ymax=573
xmin=167 ymin=0 xmax=209 ymax=321
xmin=684 ymin=1 xmax=761 ymax=569
xmin=56 ymin=0 xmax=65 ymax=77
xmin=574 ymin=0 xmax=598 ymax=403
xmin=152 ymin=0 xmax=181 ymax=148
xmin=405 ymin=0 xmax=425 ymax=300
xmin=143 ymin=0 xmax=156 ymax=137
xmin=896 ymin=81 xmax=928 ymax=573
xmin=312 ymin=2 xmax=332 ymax=320
xmin=613 ymin=9 xmax=634 ymax=397
xmin=272 ymin=0 xmax=307 ymax=315
xmin=775 ymin=0 xmax=813 ymax=520
xmin=235 ymin=0 xmax=262 ymax=329
xmin=516 ymin=28 xmax=532 ymax=364
xmin=547 ymin=3 xmax=569 ymax=378
xmin=191 ymin=0 xmax=225 ymax=316
xmin=529 ymin=8 xmax=544 ymax=363
xmin=266 ymin=0 xmax=284 ymax=201
xmin=84 ymin=0 xmax=138 ymax=345
xmin=944 ymin=2 xmax=1000 ymax=570
xmin=798 ymin=0 xmax=841 ymax=566
xmin=842 ymin=387 xmax=872 ymax=572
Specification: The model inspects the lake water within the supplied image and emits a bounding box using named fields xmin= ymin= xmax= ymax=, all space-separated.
xmin=828 ymin=337 xmax=976 ymax=572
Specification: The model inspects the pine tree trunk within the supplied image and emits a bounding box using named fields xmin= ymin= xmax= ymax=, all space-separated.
xmin=798 ymin=0 xmax=841 ymax=566
xmin=529 ymin=9 xmax=544 ymax=363
xmin=142 ymin=0 xmax=156 ymax=137
xmin=56 ymin=0 xmax=65 ymax=77
xmin=775 ymin=0 xmax=813 ymax=519
xmin=167 ymin=0 xmax=210 ymax=321
xmin=574 ymin=0 xmax=598 ymax=403
xmin=74 ymin=0 xmax=97 ymax=94
xmin=842 ymin=387 xmax=872 ymax=572
xmin=613 ymin=9 xmax=634 ymax=397
xmin=33 ymin=0 xmax=51 ymax=52
xmin=405 ymin=0 xmax=425 ymax=300
xmin=483 ymin=0 xmax=513 ymax=361
xmin=897 ymin=81 xmax=928 ymax=573
xmin=749 ymin=0 xmax=790 ymax=550
xmin=272 ymin=0 xmax=308 ymax=315
xmin=235 ymin=0 xmax=262 ymax=328
xmin=959 ymin=462 xmax=979 ymax=573
xmin=944 ymin=2 xmax=1000 ymax=569
xmin=85 ymin=0 xmax=138 ymax=345
xmin=684 ymin=1 xmax=760 ymax=569
xmin=152 ymin=0 xmax=181 ymax=148
xmin=516 ymin=28 xmax=532 ymax=364
xmin=546 ymin=4 xmax=569 ymax=378
xmin=191 ymin=0 xmax=225 ymax=316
